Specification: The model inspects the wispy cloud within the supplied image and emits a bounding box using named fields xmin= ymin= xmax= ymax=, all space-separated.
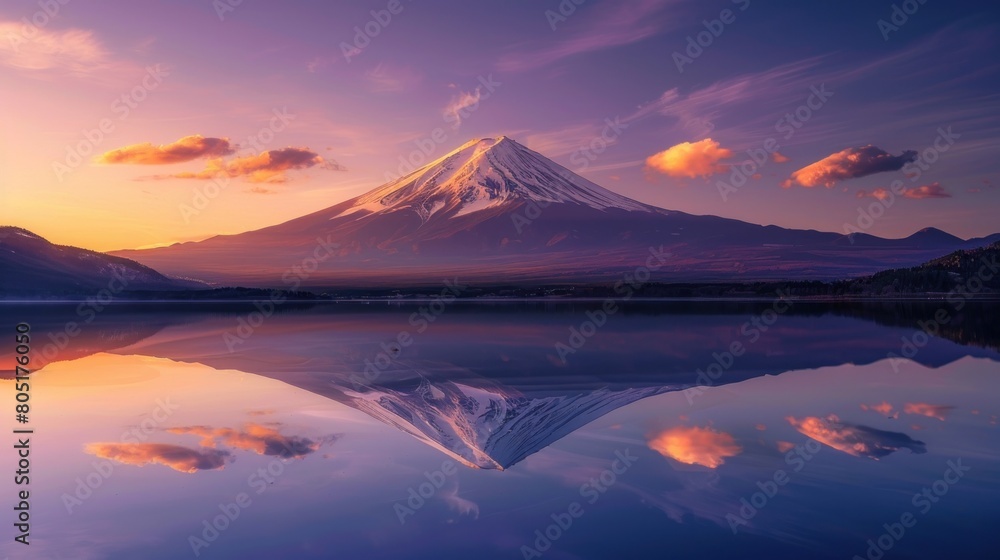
xmin=903 ymin=402 xmax=955 ymax=421
xmin=0 ymin=21 xmax=109 ymax=75
xmin=443 ymin=88 xmax=481 ymax=128
xmin=497 ymin=0 xmax=678 ymax=72
xmin=440 ymin=483 xmax=479 ymax=519
xmin=857 ymin=182 xmax=952 ymax=200
xmin=903 ymin=182 xmax=951 ymax=199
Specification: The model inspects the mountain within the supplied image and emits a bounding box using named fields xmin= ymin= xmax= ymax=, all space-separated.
xmin=111 ymin=136 xmax=999 ymax=288
xmin=0 ymin=226 xmax=204 ymax=296
xmin=344 ymin=376 xmax=670 ymax=469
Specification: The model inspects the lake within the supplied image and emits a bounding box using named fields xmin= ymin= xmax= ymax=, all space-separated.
xmin=1 ymin=301 xmax=998 ymax=559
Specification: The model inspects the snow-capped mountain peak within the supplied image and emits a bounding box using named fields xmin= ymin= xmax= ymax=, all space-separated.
xmin=331 ymin=136 xmax=656 ymax=222
xmin=343 ymin=375 xmax=671 ymax=470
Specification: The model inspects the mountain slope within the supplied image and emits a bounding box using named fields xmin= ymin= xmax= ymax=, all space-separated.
xmin=0 ymin=227 xmax=204 ymax=296
xmin=111 ymin=136 xmax=999 ymax=288
xmin=833 ymin=240 xmax=1000 ymax=295
xmin=345 ymin=376 xmax=670 ymax=469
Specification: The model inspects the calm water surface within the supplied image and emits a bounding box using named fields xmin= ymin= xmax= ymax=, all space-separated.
xmin=1 ymin=302 xmax=998 ymax=559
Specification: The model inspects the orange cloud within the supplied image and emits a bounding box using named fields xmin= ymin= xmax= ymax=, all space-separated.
xmin=645 ymin=138 xmax=732 ymax=179
xmin=168 ymin=147 xmax=340 ymax=183
xmin=771 ymin=152 xmax=789 ymax=163
xmin=167 ymin=423 xmax=332 ymax=458
xmin=648 ymin=426 xmax=742 ymax=468
xmin=783 ymin=145 xmax=916 ymax=188
xmin=903 ymin=403 xmax=954 ymax=421
xmin=787 ymin=415 xmax=925 ymax=459
xmin=85 ymin=443 xmax=231 ymax=473
xmin=97 ymin=135 xmax=234 ymax=164
xmin=776 ymin=441 xmax=796 ymax=453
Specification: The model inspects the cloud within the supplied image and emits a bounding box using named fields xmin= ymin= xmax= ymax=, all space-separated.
xmin=443 ymin=88 xmax=482 ymax=128
xmin=856 ymin=182 xmax=951 ymax=200
xmin=860 ymin=401 xmax=895 ymax=416
xmin=497 ymin=0 xmax=677 ymax=72
xmin=903 ymin=182 xmax=951 ymax=199
xmin=97 ymin=135 xmax=235 ymax=165
xmin=440 ymin=483 xmax=480 ymax=520
xmin=0 ymin=21 xmax=109 ymax=75
xmin=772 ymin=152 xmax=790 ymax=163
xmin=903 ymin=403 xmax=955 ymax=421
xmin=647 ymin=426 xmax=742 ymax=468
xmin=168 ymin=424 xmax=335 ymax=458
xmin=645 ymin=138 xmax=732 ymax=178
xmin=787 ymin=415 xmax=926 ymax=459
xmin=167 ymin=148 xmax=343 ymax=183
xmin=85 ymin=443 xmax=231 ymax=473
xmin=783 ymin=145 xmax=917 ymax=188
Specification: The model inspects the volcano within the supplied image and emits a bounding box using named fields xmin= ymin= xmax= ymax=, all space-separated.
xmin=112 ymin=136 xmax=999 ymax=288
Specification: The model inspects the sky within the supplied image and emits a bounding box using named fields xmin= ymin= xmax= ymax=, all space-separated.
xmin=1 ymin=0 xmax=998 ymax=252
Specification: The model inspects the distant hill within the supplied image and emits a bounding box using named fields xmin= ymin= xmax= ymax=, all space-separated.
xmin=834 ymin=241 xmax=1000 ymax=296
xmin=0 ymin=226 xmax=205 ymax=297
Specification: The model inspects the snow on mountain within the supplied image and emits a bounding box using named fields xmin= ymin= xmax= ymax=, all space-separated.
xmin=344 ymin=374 xmax=672 ymax=469
xmin=328 ymin=136 xmax=656 ymax=224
